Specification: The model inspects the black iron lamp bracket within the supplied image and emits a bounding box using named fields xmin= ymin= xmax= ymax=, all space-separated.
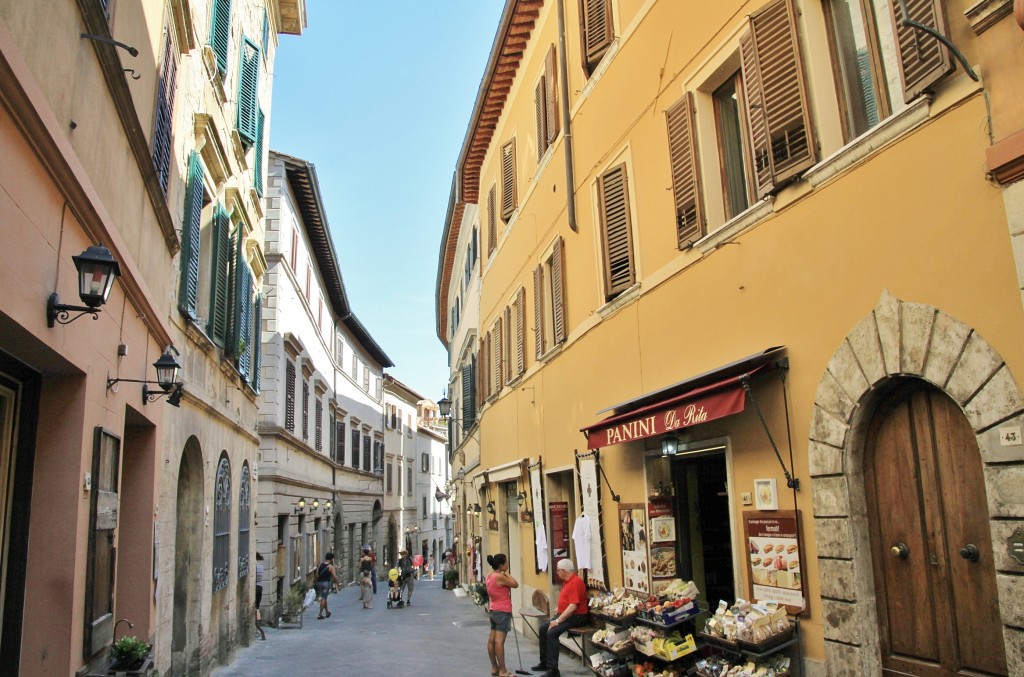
xmin=47 ymin=293 xmax=99 ymax=327
xmin=107 ymin=376 xmax=183 ymax=406
xmin=740 ymin=370 xmax=800 ymax=491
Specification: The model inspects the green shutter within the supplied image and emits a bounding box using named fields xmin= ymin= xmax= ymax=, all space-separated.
xmin=210 ymin=0 xmax=232 ymax=75
xmin=207 ymin=206 xmax=231 ymax=345
xmin=153 ymin=31 xmax=177 ymax=194
xmin=179 ymin=152 xmax=204 ymax=317
xmin=254 ymin=109 xmax=265 ymax=196
xmin=251 ymin=294 xmax=262 ymax=391
xmin=236 ymin=39 xmax=259 ymax=144
xmin=227 ymin=225 xmax=244 ymax=356
xmin=236 ymin=266 xmax=253 ymax=375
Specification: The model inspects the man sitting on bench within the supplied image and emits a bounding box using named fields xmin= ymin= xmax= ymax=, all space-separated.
xmin=531 ymin=559 xmax=589 ymax=677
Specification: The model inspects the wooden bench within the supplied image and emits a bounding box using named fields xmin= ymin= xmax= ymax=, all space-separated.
xmin=563 ymin=620 xmax=597 ymax=665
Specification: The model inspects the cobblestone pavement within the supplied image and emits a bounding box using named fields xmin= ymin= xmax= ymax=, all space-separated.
xmin=211 ymin=577 xmax=592 ymax=677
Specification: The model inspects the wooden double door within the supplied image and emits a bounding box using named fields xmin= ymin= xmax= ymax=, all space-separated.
xmin=865 ymin=381 xmax=1006 ymax=676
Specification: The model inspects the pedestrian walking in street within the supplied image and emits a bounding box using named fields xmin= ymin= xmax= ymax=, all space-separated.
xmin=531 ymin=559 xmax=589 ymax=677
xmin=397 ymin=548 xmax=415 ymax=606
xmin=315 ymin=552 xmax=339 ymax=620
xmin=254 ymin=552 xmax=266 ymax=640
xmin=359 ymin=546 xmax=374 ymax=609
xmin=485 ymin=553 xmax=519 ymax=677
xmin=427 ymin=554 xmax=435 ymax=580
xmin=369 ymin=544 xmax=378 ymax=594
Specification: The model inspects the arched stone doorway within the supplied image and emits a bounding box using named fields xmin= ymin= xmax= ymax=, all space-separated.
xmin=810 ymin=292 xmax=1022 ymax=675
xmin=171 ymin=437 xmax=203 ymax=676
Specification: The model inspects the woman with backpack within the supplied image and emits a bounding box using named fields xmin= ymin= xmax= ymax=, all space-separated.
xmin=316 ymin=552 xmax=339 ymax=620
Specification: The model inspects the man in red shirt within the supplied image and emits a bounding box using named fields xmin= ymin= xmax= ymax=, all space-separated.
xmin=531 ymin=558 xmax=589 ymax=677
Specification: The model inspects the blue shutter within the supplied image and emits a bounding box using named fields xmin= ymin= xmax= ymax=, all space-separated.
xmin=210 ymin=0 xmax=232 ymax=75
xmin=251 ymin=294 xmax=262 ymax=391
xmin=208 ymin=207 xmax=231 ymax=345
xmin=261 ymin=9 xmax=269 ymax=57
xmin=236 ymin=39 xmax=259 ymax=144
xmin=254 ymin=109 xmax=265 ymax=196
xmin=179 ymin=153 xmax=204 ymax=317
xmin=153 ymin=31 xmax=177 ymax=194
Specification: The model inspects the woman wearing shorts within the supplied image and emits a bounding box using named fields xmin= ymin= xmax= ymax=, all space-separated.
xmin=485 ymin=553 xmax=519 ymax=677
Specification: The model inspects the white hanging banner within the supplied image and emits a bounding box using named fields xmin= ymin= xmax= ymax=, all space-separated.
xmin=529 ymin=458 xmax=548 ymax=572
xmin=575 ymin=451 xmax=607 ymax=591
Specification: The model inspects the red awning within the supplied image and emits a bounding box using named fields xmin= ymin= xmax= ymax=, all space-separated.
xmin=581 ymin=362 xmax=772 ymax=449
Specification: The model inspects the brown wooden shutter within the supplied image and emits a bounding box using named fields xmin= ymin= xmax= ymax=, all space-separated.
xmin=488 ymin=185 xmax=497 ymax=255
xmin=581 ymin=0 xmax=614 ymax=73
xmin=597 ymin=165 xmax=635 ymax=298
xmin=533 ymin=264 xmax=545 ymax=358
xmin=535 ymin=78 xmax=548 ymax=160
xmin=503 ymin=306 xmax=512 ymax=383
xmin=545 ymin=45 xmax=560 ymax=142
xmin=500 ymin=140 xmax=517 ymax=221
xmin=492 ymin=318 xmax=503 ymax=393
xmin=516 ymin=287 xmax=526 ymax=374
xmin=476 ymin=341 xmax=484 ymax=409
xmin=665 ymin=92 xmax=704 ymax=248
xmin=888 ymin=0 xmax=954 ymax=102
xmin=740 ymin=0 xmax=816 ymax=198
xmin=483 ymin=333 xmax=491 ymax=399
xmin=552 ymin=236 xmax=567 ymax=344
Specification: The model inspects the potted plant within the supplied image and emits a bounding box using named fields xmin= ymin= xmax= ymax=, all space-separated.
xmin=443 ymin=569 xmax=459 ymax=590
xmin=108 ymin=635 xmax=153 ymax=676
xmin=277 ymin=586 xmax=306 ymax=628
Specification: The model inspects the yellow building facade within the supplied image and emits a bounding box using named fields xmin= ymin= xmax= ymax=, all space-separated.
xmin=437 ymin=1 xmax=1024 ymax=675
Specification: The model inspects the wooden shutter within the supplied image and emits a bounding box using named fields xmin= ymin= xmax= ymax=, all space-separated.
xmin=227 ymin=225 xmax=244 ymax=356
xmin=597 ymin=165 xmax=635 ymax=297
xmin=236 ymin=265 xmax=253 ymax=376
xmin=535 ymin=77 xmax=548 ymax=161
xmin=493 ymin=318 xmax=503 ymax=394
xmin=552 ymin=236 xmax=567 ymax=344
xmin=153 ymin=30 xmax=177 ymax=194
xmin=285 ymin=360 xmax=296 ymax=431
xmin=665 ymin=92 xmax=704 ymax=248
xmin=500 ymin=139 xmax=517 ymax=221
xmin=237 ymin=39 xmax=259 ymax=144
xmin=211 ymin=0 xmax=232 ymax=75
xmin=476 ymin=342 xmax=484 ymax=409
xmin=533 ymin=264 xmax=545 ymax=359
xmin=461 ymin=364 xmax=474 ymax=428
xmin=545 ymin=45 xmax=560 ymax=142
xmin=581 ymin=0 xmax=614 ymax=73
xmin=503 ymin=306 xmax=512 ymax=384
xmin=488 ymin=185 xmax=497 ymax=255
xmin=515 ymin=287 xmax=526 ymax=375
xmin=254 ymin=109 xmax=265 ymax=196
xmin=888 ymin=0 xmax=954 ymax=102
xmin=483 ymin=333 xmax=492 ymax=399
xmin=179 ymin=152 xmax=203 ymax=316
xmin=741 ymin=0 xmax=816 ymax=197
xmin=208 ymin=206 xmax=231 ymax=345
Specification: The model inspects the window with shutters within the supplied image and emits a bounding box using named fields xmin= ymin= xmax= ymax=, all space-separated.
xmin=665 ymin=93 xmax=705 ymax=247
xmin=350 ymin=424 xmax=360 ymax=467
xmin=823 ymin=0 xmax=890 ymax=140
xmin=461 ymin=359 xmax=476 ymax=431
xmin=500 ymin=139 xmax=517 ymax=222
xmin=301 ymin=378 xmax=309 ymax=441
xmin=351 ymin=354 xmax=358 ymax=380
xmin=236 ymin=38 xmax=259 ymax=145
xmin=386 ymin=461 xmax=393 ymax=493
xmin=315 ymin=397 xmax=323 ymax=452
xmin=514 ymin=288 xmax=526 ymax=377
xmin=234 ymin=262 xmax=255 ymax=378
xmin=580 ymin=0 xmax=614 ymax=75
xmin=253 ymin=109 xmax=266 ymax=196
xmin=887 ymin=0 xmax=953 ymax=102
xmin=153 ymin=29 xmax=177 ymax=195
xmin=487 ymin=185 xmax=497 ymax=256
xmin=491 ymin=317 xmax=503 ymax=396
xmin=362 ymin=366 xmax=370 ymax=392
xmin=597 ymin=163 xmax=636 ymax=299
xmin=407 ymin=466 xmax=413 ymax=495
xmin=205 ymin=207 xmax=234 ymax=347
xmin=714 ymin=73 xmax=755 ymax=220
xmin=213 ymin=454 xmax=231 ymax=593
xmin=209 ymin=0 xmax=232 ymax=76
xmin=178 ymin=152 xmax=211 ymax=320
xmin=534 ymin=45 xmax=560 ymax=160
xmin=363 ymin=432 xmax=371 ymax=470
xmin=285 ymin=360 xmax=296 ymax=432
xmin=250 ymin=293 xmax=262 ymax=391
xmin=533 ymin=237 xmax=567 ymax=359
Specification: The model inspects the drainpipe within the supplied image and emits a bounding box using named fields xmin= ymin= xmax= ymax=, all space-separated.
xmin=556 ymin=0 xmax=578 ymax=233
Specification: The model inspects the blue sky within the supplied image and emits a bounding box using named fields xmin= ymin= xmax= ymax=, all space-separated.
xmin=269 ymin=2 xmax=504 ymax=399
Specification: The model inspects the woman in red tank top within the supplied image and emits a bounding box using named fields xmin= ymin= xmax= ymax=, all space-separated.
xmin=485 ymin=553 xmax=519 ymax=677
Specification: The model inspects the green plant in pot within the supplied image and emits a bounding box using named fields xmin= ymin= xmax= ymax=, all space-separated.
xmin=280 ymin=587 xmax=305 ymax=617
xmin=111 ymin=635 xmax=151 ymax=670
xmin=443 ymin=569 xmax=459 ymax=589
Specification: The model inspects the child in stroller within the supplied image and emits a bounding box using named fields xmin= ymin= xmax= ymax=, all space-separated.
xmin=386 ymin=567 xmax=404 ymax=608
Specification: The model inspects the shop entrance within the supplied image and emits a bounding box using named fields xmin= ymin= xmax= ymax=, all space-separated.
xmin=865 ymin=381 xmax=1006 ymax=676
xmin=670 ymin=452 xmax=734 ymax=607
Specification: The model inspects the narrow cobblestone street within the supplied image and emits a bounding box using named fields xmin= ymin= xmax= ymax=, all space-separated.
xmin=212 ymin=578 xmax=592 ymax=676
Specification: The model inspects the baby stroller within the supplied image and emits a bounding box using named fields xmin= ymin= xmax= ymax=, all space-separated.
xmin=386 ymin=568 xmax=404 ymax=609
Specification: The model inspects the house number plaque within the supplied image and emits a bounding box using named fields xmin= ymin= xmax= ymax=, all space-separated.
xmin=1010 ymin=527 xmax=1024 ymax=566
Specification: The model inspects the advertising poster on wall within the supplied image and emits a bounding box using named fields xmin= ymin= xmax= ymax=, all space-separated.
xmin=619 ymin=505 xmax=650 ymax=594
xmin=647 ymin=496 xmax=677 ymax=594
xmin=549 ymin=501 xmax=569 ymax=584
xmin=743 ymin=510 xmax=805 ymax=613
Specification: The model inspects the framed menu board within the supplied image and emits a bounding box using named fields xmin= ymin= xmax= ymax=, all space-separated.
xmin=619 ymin=505 xmax=650 ymax=594
xmin=549 ymin=501 xmax=570 ymax=584
xmin=742 ymin=510 xmax=805 ymax=614
xmin=648 ymin=496 xmax=677 ymax=595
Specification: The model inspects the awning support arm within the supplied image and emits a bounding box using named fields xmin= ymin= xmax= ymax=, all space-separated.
xmin=589 ymin=451 xmax=621 ymax=502
xmin=739 ymin=371 xmax=800 ymax=491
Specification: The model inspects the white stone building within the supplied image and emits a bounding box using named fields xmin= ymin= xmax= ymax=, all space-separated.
xmin=257 ymin=151 xmax=392 ymax=616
